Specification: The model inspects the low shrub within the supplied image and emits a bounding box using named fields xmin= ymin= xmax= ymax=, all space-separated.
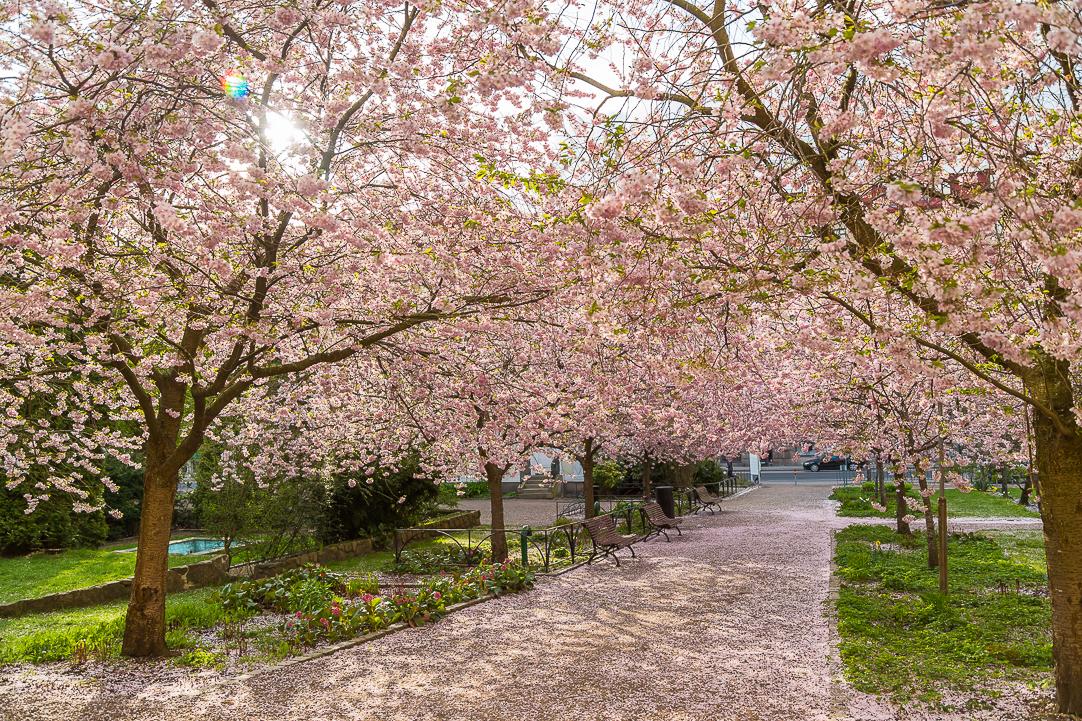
xmin=217 ymin=564 xmax=349 ymax=614
xmin=279 ymin=562 xmax=534 ymax=649
xmin=393 ymin=546 xmax=487 ymax=575
xmin=174 ymin=648 xmax=225 ymax=669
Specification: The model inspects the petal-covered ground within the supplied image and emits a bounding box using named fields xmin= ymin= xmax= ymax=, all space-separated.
xmin=0 ymin=485 xmax=1052 ymax=721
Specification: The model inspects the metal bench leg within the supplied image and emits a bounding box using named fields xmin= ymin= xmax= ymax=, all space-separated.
xmin=628 ymin=544 xmax=637 ymax=558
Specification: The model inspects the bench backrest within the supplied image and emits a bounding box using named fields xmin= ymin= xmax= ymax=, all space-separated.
xmin=694 ymin=485 xmax=717 ymax=502
xmin=643 ymin=501 xmax=675 ymax=525
xmin=584 ymin=514 xmax=622 ymax=545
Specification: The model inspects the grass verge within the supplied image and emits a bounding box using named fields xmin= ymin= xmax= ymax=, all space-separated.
xmin=830 ymin=486 xmax=1039 ymax=519
xmin=0 ymin=548 xmax=195 ymax=605
xmin=834 ymin=525 xmax=1051 ymax=706
xmin=0 ymin=587 xmax=246 ymax=664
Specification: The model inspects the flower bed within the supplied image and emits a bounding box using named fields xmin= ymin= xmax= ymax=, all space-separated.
xmin=218 ymin=561 xmax=534 ymax=652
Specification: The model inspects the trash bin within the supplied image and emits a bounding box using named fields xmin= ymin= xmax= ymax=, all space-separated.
xmin=655 ymin=485 xmax=675 ymax=519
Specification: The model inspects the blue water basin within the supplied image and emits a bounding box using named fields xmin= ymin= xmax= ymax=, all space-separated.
xmin=115 ymin=537 xmax=244 ymax=555
xmin=168 ymin=538 xmax=228 ymax=555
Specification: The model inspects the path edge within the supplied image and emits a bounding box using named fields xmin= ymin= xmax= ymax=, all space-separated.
xmin=826 ymin=528 xmax=850 ymax=720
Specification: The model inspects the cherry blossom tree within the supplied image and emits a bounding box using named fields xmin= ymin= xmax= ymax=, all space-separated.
xmin=534 ymin=1 xmax=1082 ymax=709
xmin=0 ymin=0 xmax=567 ymax=655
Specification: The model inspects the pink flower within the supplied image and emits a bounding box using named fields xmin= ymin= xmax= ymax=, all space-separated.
xmin=1047 ymin=27 xmax=1079 ymax=54
xmin=433 ymin=592 xmax=442 ymax=600
xmin=190 ymin=30 xmax=223 ymax=53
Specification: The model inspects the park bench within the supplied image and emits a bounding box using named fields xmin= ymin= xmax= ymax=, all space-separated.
xmin=584 ymin=514 xmax=638 ymax=566
xmin=641 ymin=501 xmax=682 ymax=542
xmin=693 ymin=485 xmax=723 ymax=515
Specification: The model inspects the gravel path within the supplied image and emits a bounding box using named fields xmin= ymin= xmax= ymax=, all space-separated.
xmin=0 ymin=485 xmax=1049 ymax=721
xmin=456 ymin=497 xmax=564 ymax=527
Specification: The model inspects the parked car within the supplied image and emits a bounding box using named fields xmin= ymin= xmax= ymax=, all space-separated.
xmin=803 ymin=454 xmax=852 ymax=472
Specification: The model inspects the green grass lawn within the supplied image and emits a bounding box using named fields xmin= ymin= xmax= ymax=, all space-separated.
xmin=0 ymin=587 xmax=238 ymax=664
xmin=831 ymin=485 xmax=1039 ymax=519
xmin=835 ymin=525 xmax=1052 ymax=706
xmin=0 ymin=548 xmax=198 ymax=605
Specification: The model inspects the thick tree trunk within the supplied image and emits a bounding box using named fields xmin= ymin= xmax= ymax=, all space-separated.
xmin=581 ymin=438 xmax=596 ymax=519
xmin=485 ymin=461 xmax=508 ymax=562
xmin=915 ymin=469 xmax=938 ymax=569
xmin=1032 ymin=407 xmax=1082 ymax=716
xmin=122 ymin=460 xmax=179 ymax=657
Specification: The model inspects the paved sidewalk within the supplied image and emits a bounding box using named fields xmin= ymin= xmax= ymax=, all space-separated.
xmin=0 ymin=486 xmax=1044 ymax=721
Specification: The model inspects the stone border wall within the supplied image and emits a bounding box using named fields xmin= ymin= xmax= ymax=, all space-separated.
xmin=233 ymin=537 xmax=375 ymax=580
xmin=393 ymin=509 xmax=482 ymax=549
xmin=241 ymin=509 xmax=479 ymax=578
xmin=0 ymin=554 xmax=230 ymax=618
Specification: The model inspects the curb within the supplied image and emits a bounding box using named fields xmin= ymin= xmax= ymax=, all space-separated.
xmin=724 ymin=484 xmax=760 ymax=502
xmin=235 ymin=593 xmax=502 ymax=680
xmin=539 ymin=559 xmax=591 ymax=577
xmin=826 ymin=529 xmax=849 ymax=720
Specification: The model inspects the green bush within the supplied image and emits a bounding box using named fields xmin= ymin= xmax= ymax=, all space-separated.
xmin=694 ymin=460 xmax=726 ymax=487
xmin=190 ymin=444 xmax=328 ymax=562
xmin=102 ymin=459 xmax=145 ymax=540
xmin=218 ymin=564 xmax=349 ymax=614
xmin=436 ymin=480 xmax=487 ymax=505
xmin=593 ymin=460 xmax=625 ymax=491
xmin=0 ymin=486 xmax=109 ymax=554
xmin=345 ymin=574 xmax=380 ymax=597
xmin=318 ymin=455 xmax=442 ymax=544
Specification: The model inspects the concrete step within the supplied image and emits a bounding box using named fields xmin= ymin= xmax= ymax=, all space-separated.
xmin=517 ymin=487 xmax=556 ymax=499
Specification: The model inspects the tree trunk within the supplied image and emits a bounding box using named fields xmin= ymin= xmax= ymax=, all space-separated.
xmin=122 ymin=460 xmax=179 ymax=657
xmin=876 ymin=454 xmax=887 ymax=508
xmin=485 ymin=461 xmax=508 ymax=562
xmin=581 ymin=438 xmax=596 ymax=519
xmin=915 ymin=468 xmax=939 ymax=569
xmin=1019 ymin=474 xmax=1032 ymax=507
xmin=1032 ymin=400 xmax=1082 ymax=716
xmin=641 ymin=454 xmax=653 ymax=499
xmin=894 ymin=471 xmax=911 ymax=536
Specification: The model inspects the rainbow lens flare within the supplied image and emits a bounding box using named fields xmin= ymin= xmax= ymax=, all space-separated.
xmin=221 ymin=71 xmax=250 ymax=99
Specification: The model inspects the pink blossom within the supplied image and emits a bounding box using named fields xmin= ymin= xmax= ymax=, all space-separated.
xmin=190 ymin=30 xmax=223 ymax=53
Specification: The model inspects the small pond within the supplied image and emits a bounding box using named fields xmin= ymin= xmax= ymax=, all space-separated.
xmin=116 ymin=537 xmax=239 ymax=555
